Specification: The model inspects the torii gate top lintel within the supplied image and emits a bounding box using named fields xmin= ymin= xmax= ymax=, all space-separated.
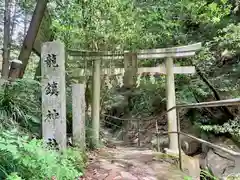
xmin=137 ymin=42 xmax=202 ymax=54
xmin=137 ymin=42 xmax=202 ymax=59
xmin=67 ymin=42 xmax=202 ymax=59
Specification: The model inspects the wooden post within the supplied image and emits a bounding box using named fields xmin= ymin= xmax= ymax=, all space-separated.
xmin=166 ymin=57 xmax=178 ymax=151
xmin=131 ymin=53 xmax=138 ymax=87
xmin=177 ymin=110 xmax=182 ymax=170
xmin=91 ymin=58 xmax=101 ymax=147
xmin=155 ymin=120 xmax=160 ymax=152
xmin=18 ymin=0 xmax=48 ymax=78
xmin=72 ymin=84 xmax=86 ymax=150
xmin=123 ymin=52 xmax=132 ymax=89
xmin=123 ymin=53 xmax=131 ymax=144
xmin=8 ymin=60 xmax=22 ymax=80
xmin=137 ymin=118 xmax=140 ymax=147
xmin=41 ymin=40 xmax=67 ymax=150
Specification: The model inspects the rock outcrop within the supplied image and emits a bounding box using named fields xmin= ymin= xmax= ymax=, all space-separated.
xmin=203 ymin=137 xmax=240 ymax=179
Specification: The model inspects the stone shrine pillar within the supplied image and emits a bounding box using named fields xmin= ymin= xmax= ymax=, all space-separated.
xmin=41 ymin=40 xmax=67 ymax=150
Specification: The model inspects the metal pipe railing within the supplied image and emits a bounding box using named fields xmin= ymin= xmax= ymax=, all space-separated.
xmin=165 ymin=98 xmax=240 ymax=170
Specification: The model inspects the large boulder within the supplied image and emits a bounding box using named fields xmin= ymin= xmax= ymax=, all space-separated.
xmin=151 ymin=134 xmax=201 ymax=156
xmin=180 ymin=119 xmax=202 ymax=156
xmin=181 ymin=135 xmax=201 ymax=156
xmin=204 ymin=137 xmax=240 ymax=179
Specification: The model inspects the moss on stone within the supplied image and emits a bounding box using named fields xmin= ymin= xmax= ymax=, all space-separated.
xmin=153 ymin=152 xmax=179 ymax=165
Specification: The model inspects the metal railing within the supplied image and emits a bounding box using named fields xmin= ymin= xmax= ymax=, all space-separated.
xmin=102 ymin=98 xmax=240 ymax=172
xmin=166 ymin=98 xmax=240 ymax=171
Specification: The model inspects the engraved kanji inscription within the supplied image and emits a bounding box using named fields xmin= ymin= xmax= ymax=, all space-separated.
xmin=45 ymin=109 xmax=60 ymax=122
xmin=45 ymin=81 xmax=59 ymax=96
xmin=44 ymin=54 xmax=59 ymax=68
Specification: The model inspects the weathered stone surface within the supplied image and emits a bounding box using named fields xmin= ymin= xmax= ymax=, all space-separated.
xmin=206 ymin=149 xmax=234 ymax=178
xmin=151 ymin=135 xmax=169 ymax=151
xmin=72 ymin=84 xmax=85 ymax=149
xmin=151 ymin=134 xmax=201 ymax=156
xmin=163 ymin=148 xmax=200 ymax=179
xmin=142 ymin=177 xmax=157 ymax=180
xmin=182 ymin=155 xmax=200 ymax=180
xmin=41 ymin=40 xmax=66 ymax=150
xmin=205 ymin=138 xmax=240 ymax=178
xmin=120 ymin=171 xmax=138 ymax=180
xmin=181 ymin=135 xmax=201 ymax=156
xmin=112 ymin=176 xmax=122 ymax=180
xmin=105 ymin=170 xmax=120 ymax=180
xmin=81 ymin=146 xmax=194 ymax=180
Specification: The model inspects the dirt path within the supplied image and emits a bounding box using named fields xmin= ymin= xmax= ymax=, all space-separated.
xmin=81 ymin=146 xmax=188 ymax=180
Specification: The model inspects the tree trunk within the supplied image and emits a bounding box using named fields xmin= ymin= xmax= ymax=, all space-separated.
xmin=34 ymin=26 xmax=55 ymax=81
xmin=16 ymin=0 xmax=48 ymax=78
xmin=195 ymin=66 xmax=234 ymax=120
xmin=9 ymin=0 xmax=18 ymax=44
xmin=23 ymin=8 xmax=28 ymax=37
xmin=2 ymin=0 xmax=11 ymax=79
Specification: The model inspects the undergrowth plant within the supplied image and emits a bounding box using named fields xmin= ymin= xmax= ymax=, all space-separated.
xmin=200 ymin=169 xmax=218 ymax=180
xmin=0 ymin=128 xmax=86 ymax=179
xmin=0 ymin=79 xmax=87 ymax=179
xmin=200 ymin=117 xmax=240 ymax=140
xmin=184 ymin=169 xmax=218 ymax=180
xmin=0 ymin=79 xmax=41 ymax=135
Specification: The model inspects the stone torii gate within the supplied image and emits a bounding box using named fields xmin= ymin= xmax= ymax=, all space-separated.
xmin=137 ymin=43 xmax=202 ymax=152
xmin=68 ymin=43 xmax=202 ymax=150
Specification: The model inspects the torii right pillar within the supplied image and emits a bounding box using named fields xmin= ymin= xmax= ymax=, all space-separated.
xmin=164 ymin=43 xmax=202 ymax=152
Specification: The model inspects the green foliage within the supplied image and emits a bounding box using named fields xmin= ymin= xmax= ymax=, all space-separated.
xmin=184 ymin=169 xmax=218 ymax=180
xmin=0 ymin=79 xmax=41 ymax=134
xmin=49 ymin=0 xmax=238 ymax=126
xmin=215 ymin=23 xmax=240 ymax=50
xmin=183 ymin=0 xmax=231 ymax=24
xmin=0 ymin=128 xmax=85 ymax=180
xmin=50 ymin=0 xmax=145 ymax=50
xmin=6 ymin=173 xmax=23 ymax=180
xmin=50 ymin=0 xmax=233 ymax=51
xmin=131 ymin=78 xmax=166 ymax=116
xmin=0 ymin=79 xmax=86 ymax=180
xmin=200 ymin=169 xmax=218 ymax=180
xmin=102 ymin=77 xmax=167 ymax=118
xmin=184 ymin=176 xmax=192 ymax=180
xmin=226 ymin=174 xmax=240 ymax=180
xmin=200 ymin=117 xmax=240 ymax=138
xmin=180 ymin=21 xmax=240 ymax=107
